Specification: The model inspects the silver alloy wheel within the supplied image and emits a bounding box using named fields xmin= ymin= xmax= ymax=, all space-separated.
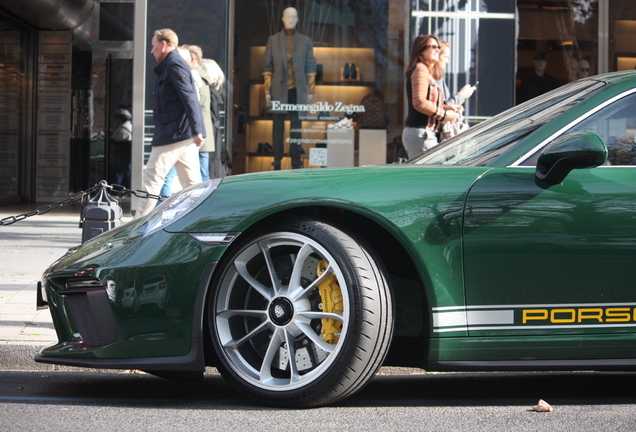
xmin=214 ymin=231 xmax=350 ymax=391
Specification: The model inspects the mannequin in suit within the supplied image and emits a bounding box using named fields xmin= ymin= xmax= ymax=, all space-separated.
xmin=263 ymin=7 xmax=316 ymax=169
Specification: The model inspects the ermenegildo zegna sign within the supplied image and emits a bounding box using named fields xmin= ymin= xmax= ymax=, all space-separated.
xmin=36 ymin=31 xmax=72 ymax=201
xmin=269 ymin=100 xmax=366 ymax=115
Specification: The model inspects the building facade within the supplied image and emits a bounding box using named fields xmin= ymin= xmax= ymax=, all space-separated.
xmin=0 ymin=0 xmax=634 ymax=209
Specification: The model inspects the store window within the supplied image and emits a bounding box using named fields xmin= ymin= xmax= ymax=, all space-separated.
xmin=233 ymin=0 xmax=407 ymax=173
xmin=411 ymin=0 xmax=517 ymax=119
xmin=516 ymin=0 xmax=598 ymax=104
xmin=68 ymin=1 xmax=136 ymax=193
xmin=144 ymin=0 xmax=229 ymax=172
xmin=0 ymin=21 xmax=29 ymax=203
xmin=516 ymin=1 xmax=636 ymax=104
xmin=608 ymin=1 xmax=636 ymax=73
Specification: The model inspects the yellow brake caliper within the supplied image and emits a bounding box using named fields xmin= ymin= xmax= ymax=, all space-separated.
xmin=316 ymin=259 xmax=343 ymax=344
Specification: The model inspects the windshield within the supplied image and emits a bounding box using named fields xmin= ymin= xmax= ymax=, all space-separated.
xmin=410 ymin=80 xmax=605 ymax=166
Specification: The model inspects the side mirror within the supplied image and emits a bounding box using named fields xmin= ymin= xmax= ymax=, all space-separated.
xmin=536 ymin=131 xmax=607 ymax=185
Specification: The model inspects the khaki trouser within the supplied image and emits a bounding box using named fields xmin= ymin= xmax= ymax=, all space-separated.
xmin=135 ymin=138 xmax=202 ymax=218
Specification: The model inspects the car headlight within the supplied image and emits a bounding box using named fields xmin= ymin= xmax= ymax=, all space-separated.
xmin=127 ymin=178 xmax=221 ymax=241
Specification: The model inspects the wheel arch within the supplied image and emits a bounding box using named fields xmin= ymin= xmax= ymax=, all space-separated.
xmin=202 ymin=204 xmax=431 ymax=369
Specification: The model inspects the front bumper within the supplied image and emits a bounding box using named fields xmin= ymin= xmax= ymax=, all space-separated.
xmin=35 ymin=260 xmax=218 ymax=374
xmin=34 ymin=226 xmax=227 ymax=373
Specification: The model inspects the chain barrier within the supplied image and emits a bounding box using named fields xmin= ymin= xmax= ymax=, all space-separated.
xmin=0 ymin=180 xmax=166 ymax=226
xmin=108 ymin=183 xmax=166 ymax=202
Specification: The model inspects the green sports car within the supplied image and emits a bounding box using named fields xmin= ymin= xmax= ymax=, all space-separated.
xmin=37 ymin=70 xmax=636 ymax=407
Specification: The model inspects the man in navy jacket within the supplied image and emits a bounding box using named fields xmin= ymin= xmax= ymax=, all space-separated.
xmin=136 ymin=28 xmax=206 ymax=217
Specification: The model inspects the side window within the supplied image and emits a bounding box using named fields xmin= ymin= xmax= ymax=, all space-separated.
xmin=521 ymin=91 xmax=636 ymax=166
xmin=568 ymin=92 xmax=636 ymax=166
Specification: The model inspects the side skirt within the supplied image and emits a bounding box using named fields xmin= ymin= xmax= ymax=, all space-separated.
xmin=429 ymin=358 xmax=636 ymax=372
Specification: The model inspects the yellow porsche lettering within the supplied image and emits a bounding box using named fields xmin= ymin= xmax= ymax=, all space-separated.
xmin=605 ymin=308 xmax=630 ymax=322
xmin=520 ymin=306 xmax=636 ymax=325
xmin=577 ymin=308 xmax=603 ymax=323
xmin=522 ymin=309 xmax=548 ymax=323
xmin=550 ymin=309 xmax=575 ymax=323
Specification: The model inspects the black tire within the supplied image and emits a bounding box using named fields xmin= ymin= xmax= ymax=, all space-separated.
xmin=207 ymin=217 xmax=393 ymax=407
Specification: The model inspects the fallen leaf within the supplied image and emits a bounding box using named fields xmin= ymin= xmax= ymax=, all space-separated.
xmin=532 ymin=399 xmax=553 ymax=412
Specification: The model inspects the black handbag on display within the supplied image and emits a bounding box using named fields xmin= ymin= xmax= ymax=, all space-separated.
xmin=257 ymin=142 xmax=272 ymax=155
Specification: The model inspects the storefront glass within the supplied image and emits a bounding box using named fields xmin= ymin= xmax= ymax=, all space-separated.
xmin=515 ymin=1 xmax=636 ymax=101
xmin=144 ymin=0 xmax=229 ymax=172
xmin=412 ymin=0 xmax=517 ymax=118
xmin=140 ymin=0 xmax=634 ymax=178
xmin=231 ymin=0 xmax=524 ymax=173
xmin=0 ymin=19 xmax=29 ymax=203
xmin=608 ymin=1 xmax=636 ymax=73
xmin=516 ymin=0 xmax=599 ymax=104
xmin=233 ymin=0 xmax=407 ymax=172
xmin=64 ymin=1 xmax=136 ymax=194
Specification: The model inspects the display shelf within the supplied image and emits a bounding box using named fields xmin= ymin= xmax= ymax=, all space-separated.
xmin=247 ymin=153 xmax=315 ymax=172
xmin=246 ymin=45 xmax=378 ymax=171
xmin=250 ymin=46 xmax=375 ymax=82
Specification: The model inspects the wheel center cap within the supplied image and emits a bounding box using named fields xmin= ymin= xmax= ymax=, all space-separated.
xmin=269 ymin=297 xmax=294 ymax=326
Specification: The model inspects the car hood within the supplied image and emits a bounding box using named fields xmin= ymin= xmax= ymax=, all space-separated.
xmin=166 ymin=164 xmax=493 ymax=234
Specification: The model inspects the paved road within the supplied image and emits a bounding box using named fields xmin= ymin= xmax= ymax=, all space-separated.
xmin=1 ymin=370 xmax=636 ymax=431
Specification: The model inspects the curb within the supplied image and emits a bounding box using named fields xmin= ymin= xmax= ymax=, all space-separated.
xmin=0 ymin=344 xmax=424 ymax=376
xmin=0 ymin=344 xmax=117 ymax=372
xmin=0 ymin=345 xmax=50 ymax=371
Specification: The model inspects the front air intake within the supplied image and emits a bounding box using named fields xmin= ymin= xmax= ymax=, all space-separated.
xmin=62 ymin=278 xmax=117 ymax=346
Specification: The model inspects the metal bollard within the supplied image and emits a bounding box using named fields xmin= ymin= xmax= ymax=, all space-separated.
xmin=80 ymin=181 xmax=123 ymax=243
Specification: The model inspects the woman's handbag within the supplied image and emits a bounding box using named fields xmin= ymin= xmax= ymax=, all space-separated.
xmin=440 ymin=112 xmax=469 ymax=142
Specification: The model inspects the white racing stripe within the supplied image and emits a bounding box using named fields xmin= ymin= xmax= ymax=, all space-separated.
xmin=433 ymin=309 xmax=514 ymax=332
xmin=432 ymin=303 xmax=636 ymax=333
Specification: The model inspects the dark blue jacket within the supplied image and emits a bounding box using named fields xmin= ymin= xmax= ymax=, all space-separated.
xmin=152 ymin=50 xmax=205 ymax=146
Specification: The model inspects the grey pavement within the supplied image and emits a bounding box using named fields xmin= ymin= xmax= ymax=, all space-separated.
xmin=0 ymin=202 xmax=133 ymax=371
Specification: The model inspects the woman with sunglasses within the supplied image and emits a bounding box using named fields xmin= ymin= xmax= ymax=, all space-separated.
xmin=402 ymin=34 xmax=459 ymax=158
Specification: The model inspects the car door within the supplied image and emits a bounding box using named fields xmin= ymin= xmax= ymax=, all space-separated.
xmin=462 ymin=89 xmax=636 ymax=338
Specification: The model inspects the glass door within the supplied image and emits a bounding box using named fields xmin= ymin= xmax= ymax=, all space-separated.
xmin=0 ymin=16 xmax=32 ymax=204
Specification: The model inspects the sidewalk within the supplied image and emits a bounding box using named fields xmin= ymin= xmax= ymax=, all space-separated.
xmin=0 ymin=202 xmax=131 ymax=370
